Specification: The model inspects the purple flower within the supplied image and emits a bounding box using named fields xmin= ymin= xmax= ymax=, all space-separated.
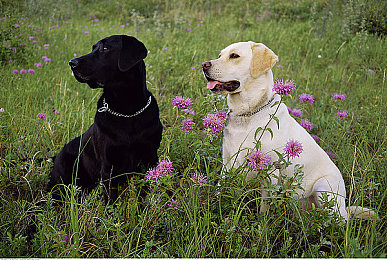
xmin=183 ymin=109 xmax=195 ymax=116
xmin=167 ymin=199 xmax=180 ymax=209
xmin=28 ymin=69 xmax=35 ymax=74
xmin=44 ymin=58 xmax=51 ymax=62
xmin=215 ymin=110 xmax=227 ymax=120
xmin=145 ymin=160 xmax=174 ymax=183
xmin=0 ymin=135 xmax=4 ymax=139
xmin=9 ymin=59 xmax=12 ymax=63
xmin=288 ymin=107 xmax=302 ymax=118
xmin=12 ymin=70 xmax=18 ymax=74
xmin=332 ymin=94 xmax=346 ymax=101
xmin=34 ymin=63 xmax=42 ymax=68
xmin=29 ymin=36 xmax=34 ymax=40
xmin=37 ymin=112 xmax=46 ymax=119
xmin=64 ymin=235 xmax=69 ymax=247
xmin=187 ymin=28 xmax=192 ymax=32
xmin=172 ymin=96 xmax=193 ymax=109
xmin=247 ymin=150 xmax=272 ymax=170
xmin=53 ymin=110 xmax=59 ymax=114
xmin=0 ymin=108 xmax=4 ymax=112
xmin=284 ymin=139 xmax=303 ymax=159
xmin=311 ymin=134 xmax=320 ymax=142
xmin=273 ymin=79 xmax=296 ymax=96
xmin=191 ymin=173 xmax=207 ymax=186
xmin=299 ymin=93 xmax=314 ymax=104
xmin=202 ymin=113 xmax=225 ymax=135
xmin=264 ymin=11 xmax=271 ymax=15
xmin=336 ymin=110 xmax=348 ymax=119
xmin=20 ymin=69 xmax=27 ymax=74
xmin=327 ymin=152 xmax=335 ymax=159
xmin=15 ymin=23 xmax=20 ymax=28
xmin=300 ymin=119 xmax=313 ymax=131
xmin=181 ymin=118 xmax=195 ymax=133
xmin=191 ymin=67 xmax=196 ymax=70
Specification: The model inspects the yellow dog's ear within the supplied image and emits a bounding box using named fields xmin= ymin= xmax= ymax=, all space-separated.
xmin=250 ymin=42 xmax=278 ymax=78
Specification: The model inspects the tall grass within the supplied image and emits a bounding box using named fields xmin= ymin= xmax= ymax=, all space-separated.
xmin=0 ymin=0 xmax=386 ymax=257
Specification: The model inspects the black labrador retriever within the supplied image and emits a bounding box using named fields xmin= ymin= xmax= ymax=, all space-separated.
xmin=48 ymin=35 xmax=163 ymax=202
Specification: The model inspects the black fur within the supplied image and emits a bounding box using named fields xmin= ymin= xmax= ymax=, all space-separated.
xmin=48 ymin=35 xmax=162 ymax=202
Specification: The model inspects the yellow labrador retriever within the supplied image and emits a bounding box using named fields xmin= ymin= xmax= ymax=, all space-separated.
xmin=202 ymin=41 xmax=377 ymax=221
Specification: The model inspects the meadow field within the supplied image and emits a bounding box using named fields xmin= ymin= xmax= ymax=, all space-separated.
xmin=0 ymin=0 xmax=386 ymax=257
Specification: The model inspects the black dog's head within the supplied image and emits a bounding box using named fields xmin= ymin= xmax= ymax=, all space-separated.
xmin=69 ymin=35 xmax=148 ymax=89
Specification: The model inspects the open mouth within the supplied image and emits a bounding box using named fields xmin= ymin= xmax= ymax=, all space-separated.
xmin=205 ymin=75 xmax=240 ymax=92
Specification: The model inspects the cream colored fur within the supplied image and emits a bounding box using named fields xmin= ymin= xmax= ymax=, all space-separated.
xmin=204 ymin=41 xmax=378 ymax=221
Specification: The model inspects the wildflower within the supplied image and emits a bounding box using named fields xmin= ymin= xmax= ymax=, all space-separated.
xmin=172 ymin=96 xmax=193 ymax=109
xmin=32 ymin=40 xmax=37 ymax=44
xmin=288 ymin=108 xmax=302 ymax=118
xmin=284 ymin=139 xmax=303 ymax=159
xmin=9 ymin=59 xmax=12 ymax=63
xmin=12 ymin=70 xmax=18 ymax=74
xmin=332 ymin=94 xmax=346 ymax=101
xmin=183 ymin=109 xmax=195 ymax=116
xmin=202 ymin=113 xmax=225 ymax=135
xmin=0 ymin=134 xmax=4 ymax=139
xmin=34 ymin=63 xmax=42 ymax=68
xmin=311 ymin=134 xmax=320 ymax=142
xmin=145 ymin=160 xmax=174 ymax=183
xmin=327 ymin=152 xmax=335 ymax=159
xmin=336 ymin=110 xmax=348 ymax=119
xmin=299 ymin=93 xmax=314 ymax=104
xmin=300 ymin=119 xmax=313 ymax=131
xmin=317 ymin=55 xmax=322 ymax=58
xmin=187 ymin=28 xmax=192 ymax=32
xmin=215 ymin=110 xmax=227 ymax=120
xmin=53 ymin=110 xmax=59 ymax=114
xmin=0 ymin=108 xmax=4 ymax=112
xmin=247 ymin=150 xmax=272 ymax=171
xmin=64 ymin=235 xmax=69 ymax=247
xmin=272 ymin=79 xmax=296 ymax=96
xmin=192 ymin=173 xmax=207 ymax=186
xmin=167 ymin=199 xmax=180 ymax=209
xmin=29 ymin=36 xmax=34 ymax=40
xmin=265 ymin=11 xmax=271 ymax=15
xmin=44 ymin=58 xmax=51 ymax=62
xmin=181 ymin=118 xmax=195 ymax=133
xmin=37 ymin=112 xmax=46 ymax=119
xmin=297 ymin=15 xmax=301 ymax=19
xmin=28 ymin=69 xmax=35 ymax=74
xmin=20 ymin=69 xmax=27 ymax=74
xmin=191 ymin=67 xmax=196 ymax=70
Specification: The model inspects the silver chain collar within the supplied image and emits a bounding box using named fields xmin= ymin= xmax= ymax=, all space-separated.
xmin=233 ymin=96 xmax=276 ymax=117
xmin=98 ymin=95 xmax=152 ymax=118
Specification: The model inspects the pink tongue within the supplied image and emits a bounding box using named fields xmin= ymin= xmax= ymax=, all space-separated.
xmin=207 ymin=80 xmax=221 ymax=90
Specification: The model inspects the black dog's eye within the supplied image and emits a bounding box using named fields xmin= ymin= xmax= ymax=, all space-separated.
xmin=229 ymin=53 xmax=240 ymax=59
xmin=103 ymin=47 xmax=109 ymax=52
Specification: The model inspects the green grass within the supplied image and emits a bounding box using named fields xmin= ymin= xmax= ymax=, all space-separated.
xmin=0 ymin=0 xmax=386 ymax=257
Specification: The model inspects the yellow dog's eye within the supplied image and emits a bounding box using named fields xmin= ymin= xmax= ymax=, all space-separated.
xmin=230 ymin=53 xmax=240 ymax=59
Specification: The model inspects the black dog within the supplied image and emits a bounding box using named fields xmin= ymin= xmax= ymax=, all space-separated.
xmin=48 ymin=35 xmax=162 ymax=202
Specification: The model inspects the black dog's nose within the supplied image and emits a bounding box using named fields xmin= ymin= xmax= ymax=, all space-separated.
xmin=202 ymin=61 xmax=212 ymax=70
xmin=69 ymin=59 xmax=79 ymax=69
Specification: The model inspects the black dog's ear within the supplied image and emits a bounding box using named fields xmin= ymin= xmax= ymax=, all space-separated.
xmin=118 ymin=35 xmax=148 ymax=72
